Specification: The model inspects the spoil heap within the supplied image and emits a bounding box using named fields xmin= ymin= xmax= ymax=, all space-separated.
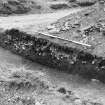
xmin=0 ymin=0 xmax=41 ymax=15
xmin=0 ymin=28 xmax=105 ymax=83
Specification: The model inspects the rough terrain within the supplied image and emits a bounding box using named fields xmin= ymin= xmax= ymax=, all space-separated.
xmin=0 ymin=0 xmax=81 ymax=15
xmin=0 ymin=48 xmax=104 ymax=105
xmin=47 ymin=3 xmax=105 ymax=57
xmin=0 ymin=0 xmax=105 ymax=105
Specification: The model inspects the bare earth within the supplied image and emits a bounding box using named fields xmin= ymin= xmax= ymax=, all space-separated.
xmin=0 ymin=8 xmax=82 ymax=33
xmin=0 ymin=3 xmax=105 ymax=105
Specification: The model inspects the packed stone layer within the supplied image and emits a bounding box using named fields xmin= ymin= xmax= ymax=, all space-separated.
xmin=0 ymin=29 xmax=105 ymax=83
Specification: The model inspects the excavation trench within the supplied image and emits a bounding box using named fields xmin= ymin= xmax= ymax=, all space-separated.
xmin=0 ymin=29 xmax=105 ymax=83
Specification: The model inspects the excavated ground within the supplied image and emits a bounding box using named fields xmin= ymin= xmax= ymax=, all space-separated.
xmin=0 ymin=29 xmax=105 ymax=84
xmin=0 ymin=0 xmax=100 ymax=16
xmin=0 ymin=52 xmax=104 ymax=105
xmin=0 ymin=29 xmax=105 ymax=105
xmin=0 ymin=1 xmax=105 ymax=105
xmin=47 ymin=3 xmax=105 ymax=57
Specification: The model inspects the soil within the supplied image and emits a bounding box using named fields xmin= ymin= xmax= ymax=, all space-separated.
xmin=47 ymin=3 xmax=105 ymax=57
xmin=0 ymin=1 xmax=105 ymax=105
xmin=1 ymin=28 xmax=105 ymax=83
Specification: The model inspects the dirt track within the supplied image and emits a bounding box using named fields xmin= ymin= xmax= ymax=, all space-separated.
xmin=0 ymin=8 xmax=82 ymax=32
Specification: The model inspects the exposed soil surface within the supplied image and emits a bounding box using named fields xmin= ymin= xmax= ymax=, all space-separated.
xmin=47 ymin=3 xmax=105 ymax=57
xmin=0 ymin=47 xmax=104 ymax=105
xmin=0 ymin=1 xmax=105 ymax=105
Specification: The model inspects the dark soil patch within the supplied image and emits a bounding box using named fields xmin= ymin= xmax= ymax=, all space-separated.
xmin=50 ymin=3 xmax=70 ymax=10
xmin=0 ymin=29 xmax=105 ymax=83
xmin=57 ymin=87 xmax=67 ymax=94
xmin=77 ymin=1 xmax=96 ymax=7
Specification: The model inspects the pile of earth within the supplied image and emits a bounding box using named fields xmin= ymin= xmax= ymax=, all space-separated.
xmin=0 ymin=62 xmax=103 ymax=105
xmin=47 ymin=3 xmax=105 ymax=52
